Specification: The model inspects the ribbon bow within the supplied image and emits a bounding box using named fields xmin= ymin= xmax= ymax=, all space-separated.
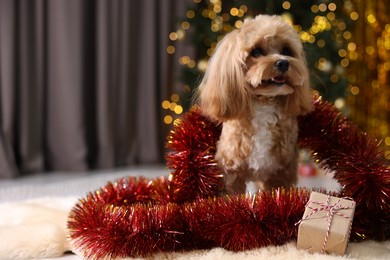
xmin=296 ymin=195 xmax=355 ymax=254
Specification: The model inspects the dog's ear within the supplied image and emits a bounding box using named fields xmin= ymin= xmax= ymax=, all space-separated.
xmin=196 ymin=31 xmax=251 ymax=121
xmin=285 ymin=58 xmax=313 ymax=116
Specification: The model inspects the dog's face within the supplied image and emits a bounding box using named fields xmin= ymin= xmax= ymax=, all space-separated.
xmin=198 ymin=15 xmax=313 ymax=121
xmin=242 ymin=17 xmax=308 ymax=97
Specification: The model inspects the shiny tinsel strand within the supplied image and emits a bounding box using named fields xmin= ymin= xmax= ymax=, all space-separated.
xmin=166 ymin=107 xmax=223 ymax=203
xmin=261 ymin=188 xmax=312 ymax=245
xmin=78 ymin=176 xmax=170 ymax=206
xmin=186 ymin=188 xmax=311 ymax=251
xmin=67 ymin=177 xmax=172 ymax=258
xmin=298 ymin=97 xmax=390 ymax=210
xmin=69 ymin=202 xmax=187 ymax=258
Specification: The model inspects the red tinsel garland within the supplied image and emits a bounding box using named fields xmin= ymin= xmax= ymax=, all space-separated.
xmin=165 ymin=107 xmax=223 ymax=203
xmin=298 ymin=98 xmax=390 ymax=212
xmin=186 ymin=188 xmax=311 ymax=251
xmin=67 ymin=97 xmax=390 ymax=259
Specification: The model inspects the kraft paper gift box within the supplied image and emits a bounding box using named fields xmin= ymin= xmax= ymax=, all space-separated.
xmin=297 ymin=192 xmax=356 ymax=255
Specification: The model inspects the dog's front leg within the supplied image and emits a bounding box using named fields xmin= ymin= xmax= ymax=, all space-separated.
xmin=224 ymin=170 xmax=247 ymax=194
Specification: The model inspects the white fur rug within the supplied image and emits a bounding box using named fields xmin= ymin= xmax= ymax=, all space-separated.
xmin=0 ymin=197 xmax=76 ymax=259
xmin=0 ymin=168 xmax=389 ymax=259
xmin=0 ymin=197 xmax=389 ymax=260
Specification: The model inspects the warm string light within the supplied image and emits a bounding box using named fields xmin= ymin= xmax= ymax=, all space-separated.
xmin=299 ymin=3 xmax=355 ymax=105
xmin=162 ymin=94 xmax=183 ymax=125
xmin=344 ymin=0 xmax=390 ymax=158
xmin=166 ymin=0 xmax=251 ymax=75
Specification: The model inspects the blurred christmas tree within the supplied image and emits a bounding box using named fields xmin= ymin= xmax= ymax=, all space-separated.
xmin=167 ymin=0 xmax=354 ymax=110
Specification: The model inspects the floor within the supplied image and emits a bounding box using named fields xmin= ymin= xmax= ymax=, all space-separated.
xmin=0 ymin=164 xmax=341 ymax=203
xmin=0 ymin=165 xmax=169 ymax=203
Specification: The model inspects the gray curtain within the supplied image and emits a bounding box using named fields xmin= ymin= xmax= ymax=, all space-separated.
xmin=0 ymin=0 xmax=189 ymax=178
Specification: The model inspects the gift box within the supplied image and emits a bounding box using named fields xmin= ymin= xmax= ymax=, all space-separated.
xmin=297 ymin=192 xmax=356 ymax=255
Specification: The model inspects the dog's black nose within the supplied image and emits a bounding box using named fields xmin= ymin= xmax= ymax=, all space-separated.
xmin=275 ymin=59 xmax=289 ymax=72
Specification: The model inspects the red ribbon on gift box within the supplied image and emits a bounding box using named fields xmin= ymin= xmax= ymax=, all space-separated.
xmin=296 ymin=195 xmax=355 ymax=254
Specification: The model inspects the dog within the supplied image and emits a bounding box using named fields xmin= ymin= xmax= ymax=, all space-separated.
xmin=197 ymin=15 xmax=313 ymax=194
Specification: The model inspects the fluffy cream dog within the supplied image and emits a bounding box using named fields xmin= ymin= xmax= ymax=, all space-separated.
xmin=198 ymin=15 xmax=313 ymax=193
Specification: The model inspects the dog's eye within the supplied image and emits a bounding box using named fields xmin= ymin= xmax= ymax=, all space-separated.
xmin=281 ymin=47 xmax=293 ymax=56
xmin=250 ymin=47 xmax=263 ymax=58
